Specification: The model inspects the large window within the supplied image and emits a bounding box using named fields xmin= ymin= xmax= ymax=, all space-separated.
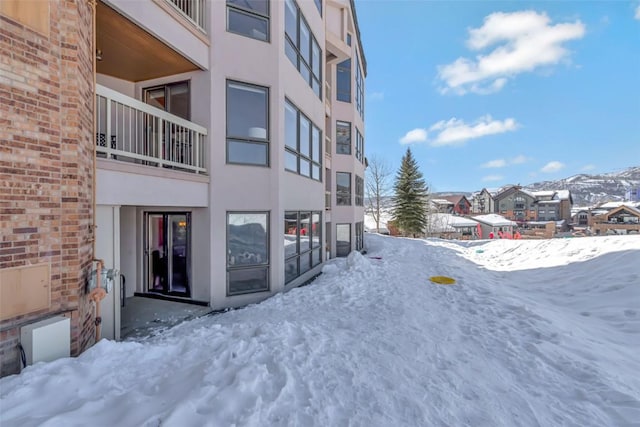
xmin=336 ymin=224 xmax=351 ymax=257
xmin=355 ymin=222 xmax=364 ymax=251
xmin=336 ymin=59 xmax=351 ymax=102
xmin=336 ymin=172 xmax=351 ymax=206
xmin=285 ymin=0 xmax=322 ymax=98
xmin=226 ymin=81 xmax=269 ymax=166
xmin=355 ymin=175 xmax=364 ymax=206
xmin=227 ymin=0 xmax=269 ymax=42
xmin=355 ymin=52 xmax=364 ymax=118
xmin=284 ymin=211 xmax=322 ymax=283
xmin=336 ymin=121 xmax=351 ymax=155
xmin=355 ymin=128 xmax=364 ymax=162
xmin=227 ymin=212 xmax=269 ymax=295
xmin=285 ymin=100 xmax=322 ymax=181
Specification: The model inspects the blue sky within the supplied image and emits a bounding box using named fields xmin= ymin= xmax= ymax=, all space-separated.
xmin=357 ymin=0 xmax=640 ymax=192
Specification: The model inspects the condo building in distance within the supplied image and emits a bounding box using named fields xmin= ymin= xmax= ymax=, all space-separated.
xmin=0 ymin=0 xmax=366 ymax=376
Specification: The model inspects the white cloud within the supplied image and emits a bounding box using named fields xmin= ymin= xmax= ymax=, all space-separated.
xmin=541 ymin=161 xmax=565 ymax=173
xmin=437 ymin=10 xmax=586 ymax=95
xmin=482 ymin=175 xmax=504 ymax=182
xmin=399 ymin=128 xmax=428 ymax=144
xmin=581 ymin=164 xmax=596 ymax=171
xmin=429 ymin=115 xmax=518 ymax=146
xmin=482 ymin=159 xmax=507 ymax=168
xmin=511 ymin=154 xmax=529 ymax=164
xmin=369 ymin=91 xmax=384 ymax=100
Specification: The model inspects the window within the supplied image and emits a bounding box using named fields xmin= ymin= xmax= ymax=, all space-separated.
xmin=355 ymin=175 xmax=364 ymax=206
xmin=336 ymin=172 xmax=351 ymax=206
xmin=355 ymin=128 xmax=364 ymax=162
xmin=336 ymin=59 xmax=351 ymax=102
xmin=285 ymin=0 xmax=322 ymax=98
xmin=285 ymin=211 xmax=322 ymax=283
xmin=336 ymin=121 xmax=351 ymax=155
xmin=355 ymin=222 xmax=364 ymax=251
xmin=347 ymin=33 xmax=352 ymax=46
xmin=226 ymin=81 xmax=269 ymax=166
xmin=227 ymin=0 xmax=269 ymax=41
xmin=336 ymin=224 xmax=351 ymax=257
xmin=285 ymin=100 xmax=322 ymax=180
xmin=313 ymin=0 xmax=322 ymax=15
xmin=144 ymin=81 xmax=190 ymax=120
xmin=355 ymin=52 xmax=364 ymax=119
xmin=227 ymin=212 xmax=269 ymax=295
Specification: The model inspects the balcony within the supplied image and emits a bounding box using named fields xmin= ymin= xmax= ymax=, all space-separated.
xmin=166 ymin=0 xmax=207 ymax=33
xmin=96 ymin=84 xmax=207 ymax=174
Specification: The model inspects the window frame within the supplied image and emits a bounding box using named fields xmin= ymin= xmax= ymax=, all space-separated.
xmin=336 ymin=58 xmax=351 ymax=103
xmin=355 ymin=221 xmax=364 ymax=251
xmin=355 ymin=127 xmax=364 ymax=162
xmin=226 ymin=211 xmax=270 ymax=296
xmin=226 ymin=80 xmax=270 ymax=167
xmin=355 ymin=51 xmax=364 ymax=118
xmin=226 ymin=0 xmax=271 ymax=42
xmin=336 ymin=120 xmax=351 ymax=155
xmin=284 ymin=99 xmax=322 ymax=181
xmin=285 ymin=0 xmax=322 ymax=98
xmin=336 ymin=172 xmax=352 ymax=206
xmin=355 ymin=175 xmax=364 ymax=206
xmin=284 ymin=210 xmax=323 ymax=284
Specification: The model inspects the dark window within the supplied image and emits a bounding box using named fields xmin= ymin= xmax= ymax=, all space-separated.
xmin=355 ymin=175 xmax=364 ymax=206
xmin=355 ymin=127 xmax=364 ymax=162
xmin=336 ymin=172 xmax=351 ymax=206
xmin=314 ymin=0 xmax=322 ymax=15
xmin=336 ymin=59 xmax=351 ymax=102
xmin=336 ymin=223 xmax=351 ymax=257
xmin=347 ymin=33 xmax=352 ymax=46
xmin=227 ymin=0 xmax=269 ymax=41
xmin=227 ymin=212 xmax=269 ymax=295
xmin=336 ymin=121 xmax=351 ymax=154
xmin=226 ymin=81 xmax=269 ymax=166
xmin=355 ymin=52 xmax=364 ymax=118
xmin=355 ymin=221 xmax=364 ymax=251
xmin=285 ymin=0 xmax=322 ymax=98
xmin=285 ymin=100 xmax=322 ymax=181
xmin=285 ymin=211 xmax=322 ymax=283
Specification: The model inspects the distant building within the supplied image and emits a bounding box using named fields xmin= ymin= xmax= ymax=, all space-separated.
xmin=442 ymin=195 xmax=472 ymax=215
xmin=625 ymin=187 xmax=640 ymax=202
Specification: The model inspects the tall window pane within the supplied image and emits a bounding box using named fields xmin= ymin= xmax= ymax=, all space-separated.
xmin=284 ymin=0 xmax=322 ymax=99
xmin=336 ymin=224 xmax=351 ymax=257
xmin=285 ymin=101 xmax=297 ymax=150
xmin=227 ymin=212 xmax=269 ymax=295
xmin=300 ymin=115 xmax=310 ymax=157
xmin=336 ymin=121 xmax=351 ymax=155
xmin=227 ymin=81 xmax=269 ymax=166
xmin=227 ymin=0 xmax=270 ymax=42
xmin=337 ymin=59 xmax=351 ymax=102
xmin=285 ymin=210 xmax=322 ymax=283
xmin=285 ymin=99 xmax=322 ymax=181
xmin=336 ymin=172 xmax=351 ymax=206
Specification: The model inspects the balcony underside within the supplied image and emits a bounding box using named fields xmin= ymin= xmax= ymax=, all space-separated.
xmin=97 ymin=0 xmax=199 ymax=82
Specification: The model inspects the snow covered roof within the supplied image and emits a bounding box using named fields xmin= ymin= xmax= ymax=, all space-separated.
xmin=431 ymin=199 xmax=454 ymax=205
xmin=598 ymin=201 xmax=627 ymax=209
xmin=532 ymin=190 xmax=555 ymax=198
xmin=472 ymin=214 xmax=517 ymax=227
xmin=429 ymin=214 xmax=478 ymax=229
xmin=555 ymin=190 xmax=571 ymax=201
xmin=537 ymin=200 xmax=560 ymax=205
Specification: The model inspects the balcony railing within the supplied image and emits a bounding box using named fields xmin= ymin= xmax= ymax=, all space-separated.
xmin=96 ymin=84 xmax=207 ymax=174
xmin=166 ymin=0 xmax=206 ymax=32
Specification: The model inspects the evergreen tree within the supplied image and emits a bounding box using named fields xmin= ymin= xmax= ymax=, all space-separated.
xmin=391 ymin=147 xmax=429 ymax=237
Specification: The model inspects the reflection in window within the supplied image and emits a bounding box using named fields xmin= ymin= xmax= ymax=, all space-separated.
xmin=285 ymin=0 xmax=322 ymax=98
xmin=285 ymin=211 xmax=322 ymax=283
xmin=355 ymin=52 xmax=364 ymax=118
xmin=355 ymin=221 xmax=364 ymax=251
xmin=227 ymin=0 xmax=270 ymax=41
xmin=285 ymin=99 xmax=322 ymax=181
xmin=336 ymin=172 xmax=351 ymax=206
xmin=227 ymin=212 xmax=269 ymax=295
xmin=355 ymin=175 xmax=364 ymax=206
xmin=336 ymin=121 xmax=351 ymax=155
xmin=336 ymin=59 xmax=351 ymax=102
xmin=355 ymin=127 xmax=364 ymax=163
xmin=226 ymin=81 xmax=269 ymax=165
xmin=336 ymin=223 xmax=351 ymax=257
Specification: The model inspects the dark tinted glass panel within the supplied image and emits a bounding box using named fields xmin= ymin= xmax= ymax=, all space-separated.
xmin=336 ymin=59 xmax=351 ymax=102
xmin=312 ymin=213 xmax=321 ymax=248
xmin=285 ymin=150 xmax=297 ymax=172
xmin=285 ymin=102 xmax=297 ymax=150
xmin=228 ymin=267 xmax=268 ymax=295
xmin=336 ymin=121 xmax=350 ymax=154
xmin=228 ymin=9 xmax=268 ymax=41
xmin=299 ymin=252 xmax=311 ymax=274
xmin=228 ymin=140 xmax=268 ymax=165
xmin=285 ymin=258 xmax=298 ymax=283
xmin=300 ymin=212 xmax=311 ymax=250
xmin=227 ymin=82 xmax=267 ymax=139
xmin=336 ymin=224 xmax=351 ymax=257
xmin=312 ymin=248 xmax=321 ymax=266
xmin=227 ymin=213 xmax=268 ymax=266
xmin=227 ymin=0 xmax=268 ymax=15
xmin=284 ymin=212 xmax=298 ymax=259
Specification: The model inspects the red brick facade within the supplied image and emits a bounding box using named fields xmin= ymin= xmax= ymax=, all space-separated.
xmin=0 ymin=0 xmax=95 ymax=376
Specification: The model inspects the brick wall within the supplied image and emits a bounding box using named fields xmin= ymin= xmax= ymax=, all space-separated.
xmin=0 ymin=0 xmax=95 ymax=376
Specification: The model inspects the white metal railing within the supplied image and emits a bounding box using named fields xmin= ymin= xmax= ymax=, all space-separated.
xmin=166 ymin=0 xmax=206 ymax=33
xmin=96 ymin=84 xmax=207 ymax=174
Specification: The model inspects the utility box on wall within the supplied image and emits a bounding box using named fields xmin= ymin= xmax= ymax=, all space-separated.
xmin=20 ymin=316 xmax=70 ymax=367
xmin=0 ymin=264 xmax=50 ymax=321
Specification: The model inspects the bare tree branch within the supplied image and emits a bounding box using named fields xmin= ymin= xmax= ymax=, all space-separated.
xmin=365 ymin=155 xmax=392 ymax=232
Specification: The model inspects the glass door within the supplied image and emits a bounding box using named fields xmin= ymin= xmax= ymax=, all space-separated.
xmin=146 ymin=213 xmax=191 ymax=297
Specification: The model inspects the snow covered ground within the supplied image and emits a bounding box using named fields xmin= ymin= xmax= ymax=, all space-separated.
xmin=1 ymin=235 xmax=639 ymax=427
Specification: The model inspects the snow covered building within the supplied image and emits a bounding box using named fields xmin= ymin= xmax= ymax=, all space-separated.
xmin=472 ymin=214 xmax=517 ymax=239
xmin=1 ymin=0 xmax=366 ymax=376
xmin=492 ymin=186 xmax=573 ymax=224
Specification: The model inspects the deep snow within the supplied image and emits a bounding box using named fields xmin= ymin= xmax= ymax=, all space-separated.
xmin=1 ymin=235 xmax=639 ymax=427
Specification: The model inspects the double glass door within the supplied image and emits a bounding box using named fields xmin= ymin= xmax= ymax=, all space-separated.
xmin=146 ymin=213 xmax=190 ymax=297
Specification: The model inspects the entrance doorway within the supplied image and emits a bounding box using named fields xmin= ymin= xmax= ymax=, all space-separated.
xmin=146 ymin=212 xmax=191 ymax=297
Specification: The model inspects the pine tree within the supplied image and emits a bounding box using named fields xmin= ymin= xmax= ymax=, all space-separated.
xmin=392 ymin=147 xmax=429 ymax=237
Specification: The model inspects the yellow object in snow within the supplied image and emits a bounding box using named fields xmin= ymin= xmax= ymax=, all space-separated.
xmin=429 ymin=276 xmax=456 ymax=285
